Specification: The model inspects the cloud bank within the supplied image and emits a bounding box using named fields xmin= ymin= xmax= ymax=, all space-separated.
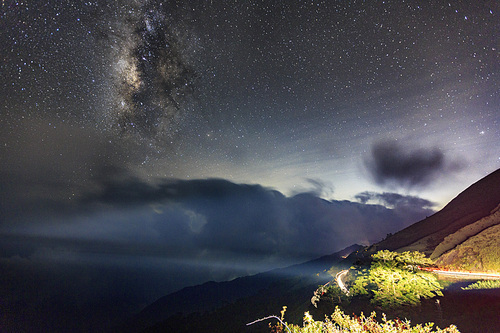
xmin=1 ymin=176 xmax=436 ymax=273
xmin=73 ymin=177 xmax=435 ymax=261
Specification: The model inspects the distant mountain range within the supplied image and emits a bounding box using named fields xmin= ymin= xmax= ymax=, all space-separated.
xmin=120 ymin=168 xmax=500 ymax=332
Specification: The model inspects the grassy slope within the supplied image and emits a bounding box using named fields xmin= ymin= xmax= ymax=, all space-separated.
xmin=370 ymin=168 xmax=500 ymax=255
xmin=435 ymin=223 xmax=500 ymax=272
xmin=431 ymin=207 xmax=500 ymax=259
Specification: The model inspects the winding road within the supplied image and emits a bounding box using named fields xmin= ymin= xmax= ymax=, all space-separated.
xmin=335 ymin=269 xmax=349 ymax=295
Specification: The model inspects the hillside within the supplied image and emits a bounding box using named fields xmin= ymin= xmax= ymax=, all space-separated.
xmin=368 ymin=168 xmax=500 ymax=256
xmin=118 ymin=245 xmax=362 ymax=332
xmin=430 ymin=205 xmax=500 ymax=260
xmin=435 ymin=223 xmax=500 ymax=272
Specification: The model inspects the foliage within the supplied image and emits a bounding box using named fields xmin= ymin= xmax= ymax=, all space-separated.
xmin=372 ymin=250 xmax=398 ymax=263
xmin=311 ymin=283 xmax=349 ymax=308
xmin=461 ymin=279 xmax=500 ymax=290
xmin=327 ymin=266 xmax=341 ymax=278
xmin=349 ymin=268 xmax=371 ymax=297
xmin=349 ymin=250 xmax=442 ymax=309
xmin=267 ymin=306 xmax=290 ymax=333
xmin=393 ymin=250 xmax=434 ymax=270
xmin=266 ymin=306 xmax=461 ymax=333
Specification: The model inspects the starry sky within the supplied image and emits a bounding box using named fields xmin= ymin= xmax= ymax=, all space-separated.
xmin=0 ymin=0 xmax=499 ymax=331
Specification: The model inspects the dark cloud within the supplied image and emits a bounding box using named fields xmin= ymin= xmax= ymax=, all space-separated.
xmin=3 ymin=176 xmax=435 ymax=263
xmin=355 ymin=191 xmax=435 ymax=209
xmin=364 ymin=140 xmax=463 ymax=188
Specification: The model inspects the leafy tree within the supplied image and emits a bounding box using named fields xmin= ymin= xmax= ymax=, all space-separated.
xmin=312 ymin=282 xmax=351 ymax=309
xmin=349 ymin=250 xmax=443 ymax=309
xmin=349 ymin=268 xmax=371 ymax=297
xmin=372 ymin=249 xmax=397 ymax=263
xmin=394 ymin=251 xmax=434 ymax=271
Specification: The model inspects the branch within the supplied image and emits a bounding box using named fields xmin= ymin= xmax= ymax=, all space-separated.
xmin=246 ymin=315 xmax=292 ymax=333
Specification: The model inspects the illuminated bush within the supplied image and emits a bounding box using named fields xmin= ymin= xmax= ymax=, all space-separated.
xmin=262 ymin=306 xmax=460 ymax=333
xmin=462 ymin=279 xmax=500 ymax=290
xmin=349 ymin=250 xmax=442 ymax=308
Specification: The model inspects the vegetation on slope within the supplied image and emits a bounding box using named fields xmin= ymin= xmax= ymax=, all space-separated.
xmin=263 ymin=306 xmax=460 ymax=332
xmin=312 ymin=250 xmax=442 ymax=311
xmin=461 ymin=279 xmax=500 ymax=290
xmin=275 ymin=251 xmax=457 ymax=332
xmin=431 ymin=207 xmax=500 ymax=259
xmin=435 ymin=223 xmax=500 ymax=272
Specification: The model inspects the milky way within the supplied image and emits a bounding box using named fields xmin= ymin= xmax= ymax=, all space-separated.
xmin=104 ymin=1 xmax=198 ymax=140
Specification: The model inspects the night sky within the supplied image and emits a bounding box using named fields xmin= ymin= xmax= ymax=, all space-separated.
xmin=1 ymin=0 xmax=499 ymax=331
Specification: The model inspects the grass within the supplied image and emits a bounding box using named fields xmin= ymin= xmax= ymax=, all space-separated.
xmin=435 ymin=224 xmax=500 ymax=272
xmin=431 ymin=209 xmax=500 ymax=260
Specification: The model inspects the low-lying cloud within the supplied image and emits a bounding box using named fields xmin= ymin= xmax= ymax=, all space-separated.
xmin=75 ymin=177 xmax=435 ymax=260
xmin=2 ymin=176 xmax=436 ymax=272
xmin=355 ymin=191 xmax=436 ymax=222
xmin=0 ymin=158 xmax=437 ymax=331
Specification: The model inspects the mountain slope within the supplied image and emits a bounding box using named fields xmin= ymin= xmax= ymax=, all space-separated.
xmin=430 ymin=205 xmax=500 ymax=259
xmin=119 ymin=244 xmax=362 ymax=332
xmin=369 ymin=168 xmax=500 ymax=255
xmin=435 ymin=222 xmax=500 ymax=272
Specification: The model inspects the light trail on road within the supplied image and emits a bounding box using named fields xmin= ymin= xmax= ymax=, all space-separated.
xmin=420 ymin=268 xmax=500 ymax=280
xmin=336 ymin=269 xmax=349 ymax=295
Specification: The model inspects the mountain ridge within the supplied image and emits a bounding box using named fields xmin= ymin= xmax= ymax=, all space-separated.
xmin=368 ymin=168 xmax=500 ymax=255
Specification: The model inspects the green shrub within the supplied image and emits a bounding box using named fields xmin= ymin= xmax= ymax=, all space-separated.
xmin=462 ymin=279 xmax=500 ymax=290
xmin=264 ymin=306 xmax=460 ymax=332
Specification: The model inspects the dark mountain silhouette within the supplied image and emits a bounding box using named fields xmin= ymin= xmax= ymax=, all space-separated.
xmin=116 ymin=245 xmax=362 ymax=332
